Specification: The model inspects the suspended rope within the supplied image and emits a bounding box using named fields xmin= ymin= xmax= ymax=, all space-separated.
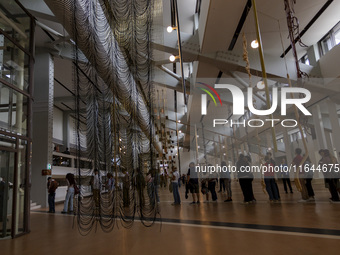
xmin=242 ymin=32 xmax=252 ymax=86
xmin=280 ymin=1 xmax=310 ymax=192
xmin=68 ymin=0 xmax=159 ymax=235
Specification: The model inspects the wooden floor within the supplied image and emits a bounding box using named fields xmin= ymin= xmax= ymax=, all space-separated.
xmin=2 ymin=180 xmax=340 ymax=255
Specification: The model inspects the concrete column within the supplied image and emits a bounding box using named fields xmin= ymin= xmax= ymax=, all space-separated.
xmin=31 ymin=51 xmax=54 ymax=207
xmin=312 ymin=104 xmax=327 ymax=150
xmin=326 ymin=99 xmax=340 ymax=157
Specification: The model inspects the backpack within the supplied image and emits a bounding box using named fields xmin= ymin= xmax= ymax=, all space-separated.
xmin=49 ymin=180 xmax=58 ymax=193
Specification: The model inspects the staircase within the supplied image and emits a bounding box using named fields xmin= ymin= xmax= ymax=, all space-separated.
xmin=30 ymin=200 xmax=41 ymax=211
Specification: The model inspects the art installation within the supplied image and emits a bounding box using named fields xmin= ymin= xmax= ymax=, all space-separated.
xmin=45 ymin=0 xmax=159 ymax=235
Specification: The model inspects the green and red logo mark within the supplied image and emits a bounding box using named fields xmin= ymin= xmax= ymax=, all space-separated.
xmin=197 ymin=82 xmax=222 ymax=114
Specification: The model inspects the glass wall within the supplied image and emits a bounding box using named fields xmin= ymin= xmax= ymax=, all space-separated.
xmin=0 ymin=0 xmax=34 ymax=238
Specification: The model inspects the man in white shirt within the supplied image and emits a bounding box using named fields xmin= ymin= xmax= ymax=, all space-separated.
xmin=171 ymin=167 xmax=181 ymax=205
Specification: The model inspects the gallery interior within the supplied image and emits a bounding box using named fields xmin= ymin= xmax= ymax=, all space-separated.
xmin=1 ymin=0 xmax=340 ymax=254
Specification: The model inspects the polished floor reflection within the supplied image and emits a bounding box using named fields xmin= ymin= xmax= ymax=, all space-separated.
xmin=1 ymin=180 xmax=340 ymax=255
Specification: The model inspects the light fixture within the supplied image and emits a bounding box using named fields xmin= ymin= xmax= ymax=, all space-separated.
xmin=222 ymin=146 xmax=225 ymax=148
xmin=223 ymin=153 xmax=226 ymax=156
xmin=197 ymin=135 xmax=199 ymax=138
xmin=178 ymin=120 xmax=181 ymax=123
xmin=257 ymin=80 xmax=265 ymax=90
xmin=169 ymin=55 xmax=179 ymax=62
xmin=251 ymin=40 xmax=259 ymax=49
xmin=167 ymin=26 xmax=177 ymax=33
xmin=179 ymin=130 xmax=182 ymax=133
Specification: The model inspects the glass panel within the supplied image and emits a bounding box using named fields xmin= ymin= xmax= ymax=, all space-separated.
xmin=321 ymin=35 xmax=333 ymax=55
xmin=0 ymin=83 xmax=28 ymax=136
xmin=0 ymin=84 xmax=10 ymax=129
xmin=334 ymin=29 xmax=340 ymax=45
xmin=11 ymin=89 xmax=27 ymax=136
xmin=15 ymin=139 xmax=27 ymax=235
xmin=0 ymin=150 xmax=15 ymax=238
xmin=0 ymin=0 xmax=31 ymax=50
xmin=0 ymin=35 xmax=30 ymax=92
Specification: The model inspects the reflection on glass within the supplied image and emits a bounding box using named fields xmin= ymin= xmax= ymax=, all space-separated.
xmin=0 ymin=83 xmax=27 ymax=136
xmin=15 ymin=139 xmax=27 ymax=235
xmin=0 ymin=84 xmax=10 ymax=128
xmin=0 ymin=0 xmax=31 ymax=50
xmin=0 ymin=151 xmax=15 ymax=238
xmin=0 ymin=35 xmax=30 ymax=92
xmin=335 ymin=29 xmax=340 ymax=45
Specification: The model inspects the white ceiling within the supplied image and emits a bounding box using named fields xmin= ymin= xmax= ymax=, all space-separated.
xmin=17 ymin=0 xmax=340 ymax=154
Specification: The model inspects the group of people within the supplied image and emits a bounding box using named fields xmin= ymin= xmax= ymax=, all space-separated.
xmin=47 ymin=173 xmax=78 ymax=214
xmin=46 ymin=147 xmax=340 ymax=213
xmin=172 ymin=148 xmax=340 ymax=205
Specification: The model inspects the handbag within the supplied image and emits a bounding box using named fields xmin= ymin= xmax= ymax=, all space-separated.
xmin=74 ymin=184 xmax=80 ymax=195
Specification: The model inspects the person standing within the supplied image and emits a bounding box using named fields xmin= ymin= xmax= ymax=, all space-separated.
xmin=280 ymin=158 xmax=293 ymax=194
xmin=267 ymin=152 xmax=281 ymax=200
xmin=171 ymin=167 xmax=181 ymax=205
xmin=237 ymin=154 xmax=254 ymax=203
xmin=187 ymin=162 xmax=200 ymax=204
xmin=264 ymin=156 xmax=279 ymax=202
xmin=90 ymin=169 xmax=101 ymax=207
xmin=62 ymin=147 xmax=70 ymax=154
xmin=62 ymin=173 xmax=75 ymax=214
xmin=291 ymin=148 xmax=309 ymax=202
xmin=122 ymin=170 xmax=130 ymax=207
xmin=221 ymin=161 xmax=232 ymax=202
xmin=304 ymin=156 xmax=315 ymax=201
xmin=135 ymin=169 xmax=145 ymax=205
xmin=208 ymin=165 xmax=218 ymax=202
xmin=47 ymin=177 xmax=58 ymax=213
xmin=321 ymin=149 xmax=340 ymax=202
xmin=218 ymin=173 xmax=226 ymax=193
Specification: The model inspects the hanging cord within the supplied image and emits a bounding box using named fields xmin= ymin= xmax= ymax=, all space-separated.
xmin=242 ymin=32 xmax=252 ymax=87
xmin=278 ymin=18 xmax=309 ymax=192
